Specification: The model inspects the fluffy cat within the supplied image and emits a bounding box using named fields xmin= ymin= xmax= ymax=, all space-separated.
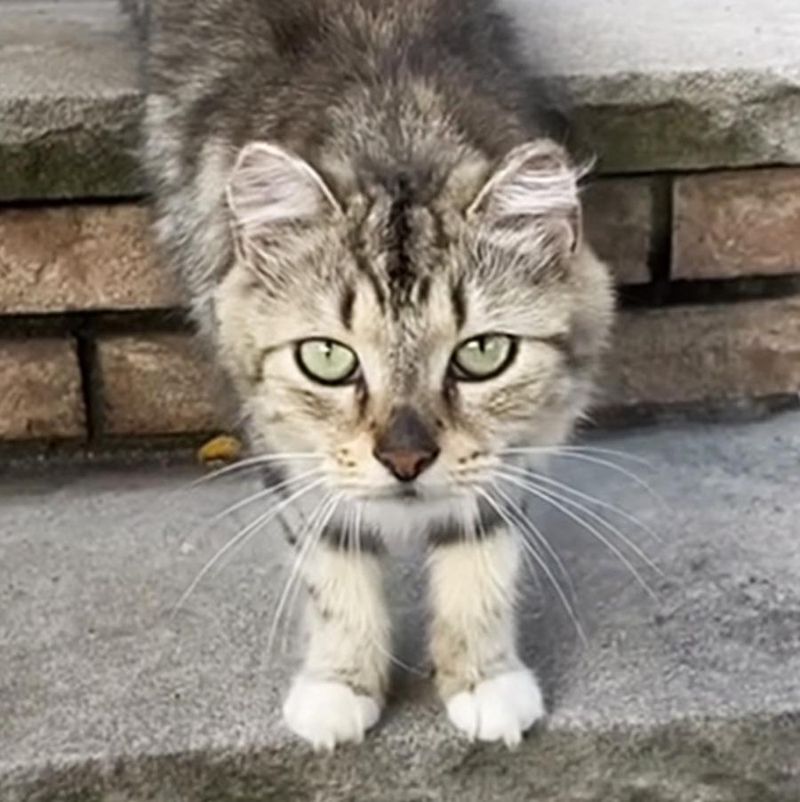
xmin=143 ymin=0 xmax=614 ymax=749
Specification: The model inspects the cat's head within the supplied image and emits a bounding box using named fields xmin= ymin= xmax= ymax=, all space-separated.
xmin=215 ymin=140 xmax=613 ymax=538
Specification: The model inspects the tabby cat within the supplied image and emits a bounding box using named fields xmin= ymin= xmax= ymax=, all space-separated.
xmin=144 ymin=0 xmax=613 ymax=749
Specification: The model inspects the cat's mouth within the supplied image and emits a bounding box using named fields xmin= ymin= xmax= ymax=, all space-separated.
xmin=361 ymin=483 xmax=424 ymax=501
xmin=353 ymin=481 xmax=469 ymax=507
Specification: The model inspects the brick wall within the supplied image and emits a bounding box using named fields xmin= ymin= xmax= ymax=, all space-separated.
xmin=1 ymin=169 xmax=799 ymax=449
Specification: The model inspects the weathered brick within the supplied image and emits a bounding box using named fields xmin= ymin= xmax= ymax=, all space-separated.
xmin=583 ymin=178 xmax=654 ymax=285
xmin=97 ymin=335 xmax=220 ymax=436
xmin=673 ymin=169 xmax=800 ymax=280
xmin=0 ymin=205 xmax=181 ymax=314
xmin=605 ymin=297 xmax=800 ymax=406
xmin=0 ymin=339 xmax=86 ymax=440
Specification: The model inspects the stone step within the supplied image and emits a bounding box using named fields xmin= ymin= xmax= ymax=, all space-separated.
xmin=1 ymin=415 xmax=799 ymax=800
xmin=2 ymin=0 xmax=800 ymax=200
xmin=0 ymin=0 xmax=142 ymax=201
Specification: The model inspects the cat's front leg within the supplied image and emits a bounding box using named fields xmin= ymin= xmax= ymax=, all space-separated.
xmin=282 ymin=539 xmax=390 ymax=750
xmin=428 ymin=527 xmax=544 ymax=747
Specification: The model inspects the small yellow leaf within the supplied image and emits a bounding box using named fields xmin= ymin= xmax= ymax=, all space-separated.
xmin=198 ymin=434 xmax=243 ymax=466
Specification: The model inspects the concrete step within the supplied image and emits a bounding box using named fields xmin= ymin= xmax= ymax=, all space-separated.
xmin=1 ymin=414 xmax=799 ymax=800
xmin=0 ymin=0 xmax=142 ymax=201
xmin=2 ymin=0 xmax=800 ymax=200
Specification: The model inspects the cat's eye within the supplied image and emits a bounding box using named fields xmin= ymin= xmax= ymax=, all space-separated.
xmin=295 ymin=339 xmax=359 ymax=385
xmin=451 ymin=334 xmax=517 ymax=381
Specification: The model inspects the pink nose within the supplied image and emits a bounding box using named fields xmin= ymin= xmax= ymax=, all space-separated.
xmin=374 ymin=447 xmax=439 ymax=482
xmin=373 ymin=406 xmax=440 ymax=483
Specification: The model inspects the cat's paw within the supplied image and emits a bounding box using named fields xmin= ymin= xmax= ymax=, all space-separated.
xmin=445 ymin=668 xmax=544 ymax=748
xmin=282 ymin=676 xmax=381 ymax=750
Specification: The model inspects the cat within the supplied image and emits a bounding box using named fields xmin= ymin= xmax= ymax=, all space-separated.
xmin=143 ymin=0 xmax=614 ymax=750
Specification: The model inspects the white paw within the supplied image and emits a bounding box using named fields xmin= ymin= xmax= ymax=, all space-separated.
xmin=282 ymin=676 xmax=381 ymax=750
xmin=446 ymin=668 xmax=545 ymax=748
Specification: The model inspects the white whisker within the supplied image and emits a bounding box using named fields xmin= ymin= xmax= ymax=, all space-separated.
xmin=351 ymin=503 xmax=426 ymax=677
xmin=170 ymin=477 xmax=326 ymax=619
xmin=501 ymin=444 xmax=653 ymax=467
xmin=490 ymin=481 xmax=577 ymax=604
xmin=476 ymin=487 xmax=587 ymax=644
xmin=201 ymin=467 xmax=323 ymax=533
xmin=501 ymin=448 xmax=665 ymax=506
xmin=266 ymin=492 xmax=340 ymax=659
xmin=501 ymin=463 xmax=663 ymax=544
xmin=497 ymin=472 xmax=660 ymax=600
xmin=470 ymin=502 xmax=515 ymax=608
xmin=188 ymin=452 xmax=319 ymax=488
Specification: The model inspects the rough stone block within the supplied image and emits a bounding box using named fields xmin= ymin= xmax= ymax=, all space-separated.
xmin=583 ymin=178 xmax=654 ymax=285
xmin=0 ymin=205 xmax=179 ymax=314
xmin=96 ymin=334 xmax=220 ymax=436
xmin=605 ymin=297 xmax=800 ymax=406
xmin=673 ymin=169 xmax=800 ymax=280
xmin=0 ymin=339 xmax=86 ymax=440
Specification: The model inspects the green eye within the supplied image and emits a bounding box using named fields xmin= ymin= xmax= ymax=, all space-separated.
xmin=452 ymin=334 xmax=517 ymax=381
xmin=296 ymin=339 xmax=359 ymax=385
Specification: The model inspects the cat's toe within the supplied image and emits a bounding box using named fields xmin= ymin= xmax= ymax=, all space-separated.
xmin=445 ymin=668 xmax=544 ymax=748
xmin=283 ymin=676 xmax=381 ymax=750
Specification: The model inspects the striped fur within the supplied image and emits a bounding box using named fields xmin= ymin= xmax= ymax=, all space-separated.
xmin=144 ymin=0 xmax=614 ymax=749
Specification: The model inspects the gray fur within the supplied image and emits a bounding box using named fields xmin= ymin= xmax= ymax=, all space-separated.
xmin=144 ymin=0 xmax=546 ymax=322
xmin=143 ymin=0 xmax=615 ymax=749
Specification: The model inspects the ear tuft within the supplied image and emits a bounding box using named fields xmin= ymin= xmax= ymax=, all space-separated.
xmin=469 ymin=141 xmax=583 ymax=252
xmin=226 ymin=142 xmax=340 ymax=237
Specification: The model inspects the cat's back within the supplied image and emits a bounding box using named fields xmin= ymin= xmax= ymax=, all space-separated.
xmin=146 ymin=0 xmax=528 ymax=116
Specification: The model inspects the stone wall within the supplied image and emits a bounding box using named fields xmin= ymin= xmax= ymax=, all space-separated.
xmin=1 ymin=0 xmax=799 ymax=451
xmin=3 ymin=171 xmax=799 ymax=449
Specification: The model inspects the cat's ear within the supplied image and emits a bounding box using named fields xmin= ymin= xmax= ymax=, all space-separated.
xmin=226 ymin=142 xmax=341 ymax=238
xmin=468 ymin=140 xmax=582 ymax=253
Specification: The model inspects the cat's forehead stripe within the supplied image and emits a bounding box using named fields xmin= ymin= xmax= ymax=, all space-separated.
xmin=340 ymin=284 xmax=356 ymax=330
xmin=385 ymin=181 xmax=417 ymax=313
xmin=450 ymin=278 xmax=467 ymax=330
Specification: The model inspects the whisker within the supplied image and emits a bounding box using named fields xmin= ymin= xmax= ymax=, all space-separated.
xmin=353 ymin=501 xmax=363 ymax=561
xmin=469 ymin=501 xmax=515 ymax=609
xmin=489 ymin=481 xmax=578 ymax=604
xmin=501 ymin=445 xmax=653 ymax=467
xmin=480 ymin=493 xmax=543 ymax=598
xmin=188 ymin=452 xmax=319 ymax=489
xmin=502 ymin=471 xmax=664 ymax=578
xmin=501 ymin=464 xmax=663 ymax=544
xmin=497 ymin=473 xmax=660 ymax=600
xmin=199 ymin=467 xmax=323 ymax=534
xmin=170 ymin=477 xmax=326 ymax=619
xmin=501 ymin=449 xmax=665 ymax=506
xmin=267 ymin=492 xmax=340 ymax=659
xmin=362 ymin=504 xmax=427 ymax=678
xmin=475 ymin=488 xmax=587 ymax=644
xmin=282 ymin=493 xmax=345 ymax=651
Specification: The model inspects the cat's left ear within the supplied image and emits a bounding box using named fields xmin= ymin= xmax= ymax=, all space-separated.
xmin=226 ymin=142 xmax=341 ymax=239
xmin=468 ymin=140 xmax=582 ymax=254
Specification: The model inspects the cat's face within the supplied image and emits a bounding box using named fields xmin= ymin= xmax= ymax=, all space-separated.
xmin=216 ymin=141 xmax=613 ymax=537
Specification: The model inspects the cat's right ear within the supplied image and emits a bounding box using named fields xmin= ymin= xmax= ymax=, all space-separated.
xmin=467 ymin=140 xmax=582 ymax=255
xmin=226 ymin=142 xmax=341 ymax=239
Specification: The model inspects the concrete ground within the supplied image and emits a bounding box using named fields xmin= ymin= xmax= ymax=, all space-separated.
xmin=1 ymin=413 xmax=799 ymax=801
